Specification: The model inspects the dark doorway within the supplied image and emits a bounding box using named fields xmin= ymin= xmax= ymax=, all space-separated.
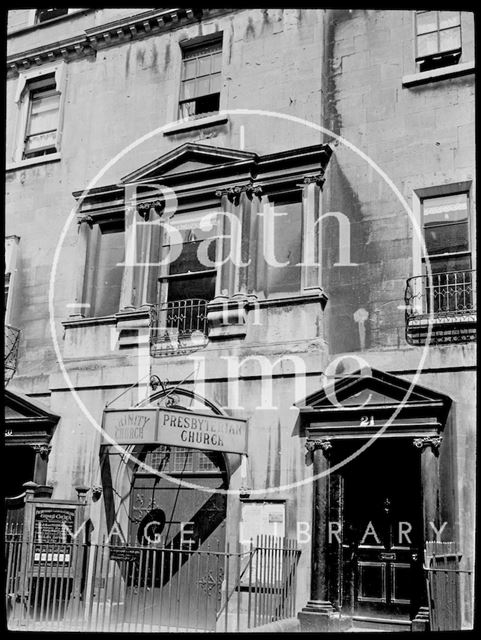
xmin=331 ymin=439 xmax=424 ymax=621
xmin=124 ymin=445 xmax=227 ymax=630
xmin=5 ymin=445 xmax=37 ymax=527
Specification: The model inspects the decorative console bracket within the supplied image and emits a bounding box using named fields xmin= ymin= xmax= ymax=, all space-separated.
xmin=207 ymin=293 xmax=256 ymax=340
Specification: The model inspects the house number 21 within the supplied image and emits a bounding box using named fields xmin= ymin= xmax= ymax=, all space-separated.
xmin=360 ymin=416 xmax=375 ymax=426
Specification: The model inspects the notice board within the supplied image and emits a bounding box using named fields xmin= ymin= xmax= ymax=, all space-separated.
xmin=239 ymin=501 xmax=286 ymax=586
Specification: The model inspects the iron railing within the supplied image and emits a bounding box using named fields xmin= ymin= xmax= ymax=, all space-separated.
xmin=150 ymin=299 xmax=209 ymax=356
xmin=424 ymin=541 xmax=473 ymax=631
xmin=5 ymin=324 xmax=21 ymax=386
xmin=404 ymin=269 xmax=476 ymax=345
xmin=5 ymin=528 xmax=300 ymax=632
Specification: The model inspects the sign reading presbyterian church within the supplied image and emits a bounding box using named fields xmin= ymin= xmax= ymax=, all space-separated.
xmin=102 ymin=407 xmax=248 ymax=455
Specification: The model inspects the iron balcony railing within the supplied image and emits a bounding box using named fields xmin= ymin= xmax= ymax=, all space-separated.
xmin=151 ymin=299 xmax=209 ymax=355
xmin=5 ymin=324 xmax=21 ymax=386
xmin=404 ymin=269 xmax=476 ymax=345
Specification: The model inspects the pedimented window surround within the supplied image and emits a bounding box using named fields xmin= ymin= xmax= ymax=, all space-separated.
xmin=67 ymin=142 xmax=332 ymax=347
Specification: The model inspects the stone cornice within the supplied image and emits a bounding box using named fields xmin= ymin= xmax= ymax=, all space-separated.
xmin=7 ymin=8 xmax=232 ymax=77
xmin=7 ymin=35 xmax=94 ymax=75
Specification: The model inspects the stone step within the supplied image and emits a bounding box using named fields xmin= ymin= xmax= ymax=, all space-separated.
xmin=350 ymin=616 xmax=411 ymax=632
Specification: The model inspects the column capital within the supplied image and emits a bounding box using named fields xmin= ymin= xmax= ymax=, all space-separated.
xmin=30 ymin=443 xmax=52 ymax=460
xmin=136 ymin=199 xmax=164 ymax=221
xmin=413 ymin=435 xmax=443 ymax=452
xmin=302 ymin=172 xmax=325 ymax=188
xmin=305 ymin=438 xmax=332 ymax=454
xmin=215 ymin=181 xmax=263 ymax=204
xmin=77 ymin=214 xmax=94 ymax=229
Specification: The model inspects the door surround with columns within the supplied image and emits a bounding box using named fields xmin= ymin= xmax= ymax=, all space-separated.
xmin=4 ymin=388 xmax=59 ymax=523
xmin=296 ymin=368 xmax=452 ymax=632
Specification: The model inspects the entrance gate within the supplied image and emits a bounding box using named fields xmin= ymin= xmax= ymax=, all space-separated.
xmin=126 ymin=445 xmax=227 ymax=630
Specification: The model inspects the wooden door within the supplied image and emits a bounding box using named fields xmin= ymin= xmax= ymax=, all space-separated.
xmin=339 ymin=440 xmax=423 ymax=620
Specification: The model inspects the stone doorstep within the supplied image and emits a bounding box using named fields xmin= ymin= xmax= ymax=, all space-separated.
xmin=351 ymin=616 xmax=412 ymax=632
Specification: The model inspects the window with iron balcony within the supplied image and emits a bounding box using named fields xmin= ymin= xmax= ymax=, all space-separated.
xmin=405 ymin=191 xmax=476 ymax=346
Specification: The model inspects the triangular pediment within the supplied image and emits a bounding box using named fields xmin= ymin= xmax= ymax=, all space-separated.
xmin=296 ymin=368 xmax=451 ymax=412
xmin=5 ymin=388 xmax=60 ymax=424
xmin=121 ymin=143 xmax=258 ymax=183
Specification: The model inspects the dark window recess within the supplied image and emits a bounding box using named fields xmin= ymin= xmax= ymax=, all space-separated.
xmin=422 ymin=192 xmax=470 ymax=272
xmin=179 ymin=39 xmax=222 ymax=119
xmin=264 ymin=198 xmax=302 ymax=296
xmin=36 ymin=9 xmax=69 ymax=23
xmin=158 ymin=219 xmax=217 ymax=338
xmin=415 ymin=11 xmax=462 ymax=71
xmin=89 ymin=220 xmax=125 ymax=318
xmin=422 ymin=192 xmax=472 ymax=315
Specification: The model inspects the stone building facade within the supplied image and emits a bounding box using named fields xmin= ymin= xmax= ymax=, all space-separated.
xmin=5 ymin=8 xmax=475 ymax=632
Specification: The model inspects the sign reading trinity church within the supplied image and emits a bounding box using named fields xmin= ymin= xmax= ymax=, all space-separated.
xmin=102 ymin=407 xmax=248 ymax=455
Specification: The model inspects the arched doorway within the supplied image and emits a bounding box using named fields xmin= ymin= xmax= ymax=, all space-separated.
xmin=121 ymin=387 xmax=229 ymax=630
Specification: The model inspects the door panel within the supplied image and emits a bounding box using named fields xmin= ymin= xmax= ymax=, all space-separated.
xmin=337 ymin=440 xmax=423 ymax=620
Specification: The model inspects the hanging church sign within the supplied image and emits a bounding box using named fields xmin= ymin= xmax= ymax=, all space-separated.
xmin=102 ymin=407 xmax=248 ymax=455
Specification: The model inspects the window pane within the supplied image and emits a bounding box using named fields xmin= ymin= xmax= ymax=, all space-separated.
xmin=209 ymin=73 xmax=222 ymax=94
xmin=423 ymin=193 xmax=468 ymax=224
xmin=211 ymin=51 xmax=222 ymax=73
xmin=265 ymin=200 xmax=302 ymax=295
xmin=91 ymin=227 xmax=125 ymax=317
xmin=168 ymin=240 xmax=216 ymax=274
xmin=439 ymin=27 xmax=461 ymax=52
xmin=197 ymin=55 xmax=211 ymax=76
xmin=166 ymin=273 xmax=216 ymax=302
xmin=426 ymin=254 xmax=471 ymax=274
xmin=416 ymin=11 xmax=438 ymax=35
xmin=439 ymin=11 xmax=460 ymax=29
xmin=196 ymin=76 xmax=210 ymax=97
xmin=24 ymin=130 xmax=57 ymax=153
xmin=425 ymin=221 xmax=469 ymax=255
xmin=417 ymin=32 xmax=439 ymax=57
xmin=180 ymin=79 xmax=197 ymax=101
xmin=182 ymin=58 xmax=197 ymax=80
xmin=28 ymin=95 xmax=60 ymax=135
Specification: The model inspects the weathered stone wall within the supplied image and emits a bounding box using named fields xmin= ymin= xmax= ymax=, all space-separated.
xmin=6 ymin=8 xmax=476 ymax=627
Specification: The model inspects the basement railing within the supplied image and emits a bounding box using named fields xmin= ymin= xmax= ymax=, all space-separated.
xmin=404 ymin=269 xmax=476 ymax=345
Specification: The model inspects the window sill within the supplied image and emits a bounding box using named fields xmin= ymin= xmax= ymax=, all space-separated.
xmin=402 ymin=61 xmax=474 ymax=88
xmin=6 ymin=152 xmax=61 ymax=172
xmin=163 ymin=114 xmax=229 ymax=136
